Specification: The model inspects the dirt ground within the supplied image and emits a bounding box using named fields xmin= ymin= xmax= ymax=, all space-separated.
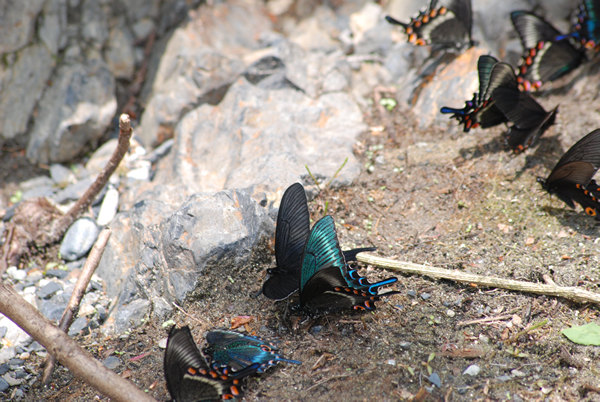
xmin=6 ymin=57 xmax=600 ymax=401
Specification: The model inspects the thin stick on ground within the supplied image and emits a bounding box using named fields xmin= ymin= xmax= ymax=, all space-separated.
xmin=42 ymin=228 xmax=112 ymax=384
xmin=0 ymin=283 xmax=154 ymax=402
xmin=48 ymin=114 xmax=132 ymax=243
xmin=356 ymin=253 xmax=600 ymax=305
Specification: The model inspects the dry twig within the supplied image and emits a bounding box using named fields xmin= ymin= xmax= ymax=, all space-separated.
xmin=0 ymin=283 xmax=154 ymax=401
xmin=356 ymin=254 xmax=600 ymax=305
xmin=48 ymin=114 xmax=132 ymax=242
xmin=42 ymin=228 xmax=112 ymax=384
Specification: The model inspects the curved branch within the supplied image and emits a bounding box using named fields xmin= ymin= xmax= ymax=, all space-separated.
xmin=0 ymin=283 xmax=155 ymax=401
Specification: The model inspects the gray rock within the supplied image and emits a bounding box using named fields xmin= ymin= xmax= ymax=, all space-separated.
xmin=37 ymin=281 xmax=63 ymax=299
xmin=103 ymin=355 xmax=121 ymax=370
xmin=105 ymin=24 xmax=135 ymax=79
xmin=0 ymin=364 xmax=8 ymax=376
xmin=81 ymin=0 xmax=109 ymax=45
xmin=68 ymin=316 xmax=89 ymax=336
xmin=38 ymin=301 xmax=66 ymax=322
xmin=60 ymin=218 xmax=99 ymax=261
xmin=113 ymin=299 xmax=150 ymax=330
xmin=154 ymin=78 xmax=363 ymax=196
xmin=0 ymin=0 xmax=45 ymax=54
xmin=428 ymin=372 xmax=442 ymax=388
xmin=45 ymin=269 xmax=69 ymax=279
xmin=0 ymin=43 xmax=55 ymax=141
xmin=0 ymin=377 xmax=8 ymax=393
xmin=463 ymin=364 xmax=481 ymax=376
xmin=49 ymin=164 xmax=75 ymax=188
xmin=26 ymin=59 xmax=116 ymax=164
xmin=138 ymin=0 xmax=271 ymax=146
xmin=53 ymin=175 xmax=95 ymax=203
xmin=97 ymin=189 xmax=272 ymax=332
xmin=96 ymin=186 xmax=119 ymax=226
xmin=39 ymin=0 xmax=68 ymax=54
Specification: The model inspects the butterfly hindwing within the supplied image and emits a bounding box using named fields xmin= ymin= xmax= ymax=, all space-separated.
xmin=299 ymin=216 xmax=398 ymax=313
xmin=205 ymin=330 xmax=300 ymax=374
xmin=511 ymin=10 xmax=584 ymax=90
xmin=164 ymin=326 xmax=244 ymax=402
xmin=492 ymin=87 xmax=557 ymax=152
xmin=540 ymin=130 xmax=600 ymax=218
xmin=386 ymin=0 xmax=472 ymax=48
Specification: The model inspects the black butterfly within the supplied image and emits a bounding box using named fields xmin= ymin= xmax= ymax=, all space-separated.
xmin=492 ymin=86 xmax=558 ymax=153
xmin=204 ymin=330 xmax=300 ymax=374
xmin=299 ymin=215 xmax=398 ymax=314
xmin=262 ymin=183 xmax=375 ymax=301
xmin=385 ymin=0 xmax=473 ymax=49
xmin=538 ymin=129 xmax=600 ymax=219
xmin=511 ymin=11 xmax=585 ymax=91
xmin=441 ymin=55 xmax=512 ymax=132
xmin=164 ymin=326 xmax=259 ymax=401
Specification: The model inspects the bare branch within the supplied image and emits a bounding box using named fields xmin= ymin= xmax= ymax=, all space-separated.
xmin=356 ymin=253 xmax=600 ymax=305
xmin=42 ymin=228 xmax=112 ymax=384
xmin=0 ymin=283 xmax=154 ymax=401
xmin=48 ymin=114 xmax=133 ymax=243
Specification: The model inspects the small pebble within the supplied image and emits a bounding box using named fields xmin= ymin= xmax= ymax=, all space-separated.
xmin=446 ymin=309 xmax=455 ymax=317
xmin=96 ymin=186 xmax=119 ymax=226
xmin=386 ymin=359 xmax=396 ymax=366
xmin=45 ymin=269 xmax=69 ymax=279
xmin=463 ymin=364 xmax=480 ymax=376
xmin=68 ymin=317 xmax=89 ymax=336
xmin=103 ymin=356 xmax=121 ymax=370
xmin=158 ymin=337 xmax=168 ymax=349
xmin=13 ymin=370 xmax=27 ymax=379
xmin=60 ymin=218 xmax=99 ymax=261
xmin=6 ymin=267 xmax=26 ymax=281
xmin=8 ymin=359 xmax=23 ymax=368
xmin=420 ymin=293 xmax=431 ymax=300
xmin=0 ymin=377 xmax=8 ymax=392
xmin=37 ymin=282 xmax=63 ymax=299
xmin=494 ymin=374 xmax=509 ymax=382
xmin=18 ymin=352 xmax=29 ymax=360
xmin=309 ymin=325 xmax=323 ymax=335
xmin=0 ymin=364 xmax=9 ymax=375
xmin=428 ymin=372 xmax=441 ymax=387
xmin=406 ymin=290 xmax=417 ymax=298
xmin=399 ymin=341 xmax=411 ymax=350
xmin=511 ymin=369 xmax=526 ymax=377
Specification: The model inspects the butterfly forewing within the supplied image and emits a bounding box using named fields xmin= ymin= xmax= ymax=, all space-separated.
xmin=262 ymin=183 xmax=310 ymax=300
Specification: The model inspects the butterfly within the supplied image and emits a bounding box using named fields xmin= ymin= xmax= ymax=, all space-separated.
xmin=440 ymin=55 xmax=512 ymax=132
xmin=164 ymin=326 xmax=259 ymax=401
xmin=204 ymin=330 xmax=301 ymax=374
xmin=511 ymin=10 xmax=584 ymax=91
xmin=557 ymin=0 xmax=600 ymax=52
xmin=492 ymin=87 xmax=557 ymax=153
xmin=538 ymin=129 xmax=600 ymax=219
xmin=385 ymin=0 xmax=473 ymax=49
xmin=262 ymin=183 xmax=375 ymax=301
xmin=299 ymin=215 xmax=399 ymax=314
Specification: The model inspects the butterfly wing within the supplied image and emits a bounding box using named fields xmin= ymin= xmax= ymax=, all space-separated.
xmin=205 ymin=330 xmax=300 ymax=374
xmin=476 ymin=55 xmax=499 ymax=103
xmin=546 ymin=129 xmax=600 ymax=185
xmin=492 ymin=87 xmax=557 ymax=152
xmin=164 ymin=327 xmax=227 ymax=402
xmin=386 ymin=0 xmax=472 ymax=48
xmin=541 ymin=130 xmax=600 ymax=213
xmin=262 ymin=183 xmax=310 ymax=300
xmin=511 ymin=11 xmax=583 ymax=88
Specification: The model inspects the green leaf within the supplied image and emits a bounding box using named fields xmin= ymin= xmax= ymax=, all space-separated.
xmin=562 ymin=323 xmax=600 ymax=345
